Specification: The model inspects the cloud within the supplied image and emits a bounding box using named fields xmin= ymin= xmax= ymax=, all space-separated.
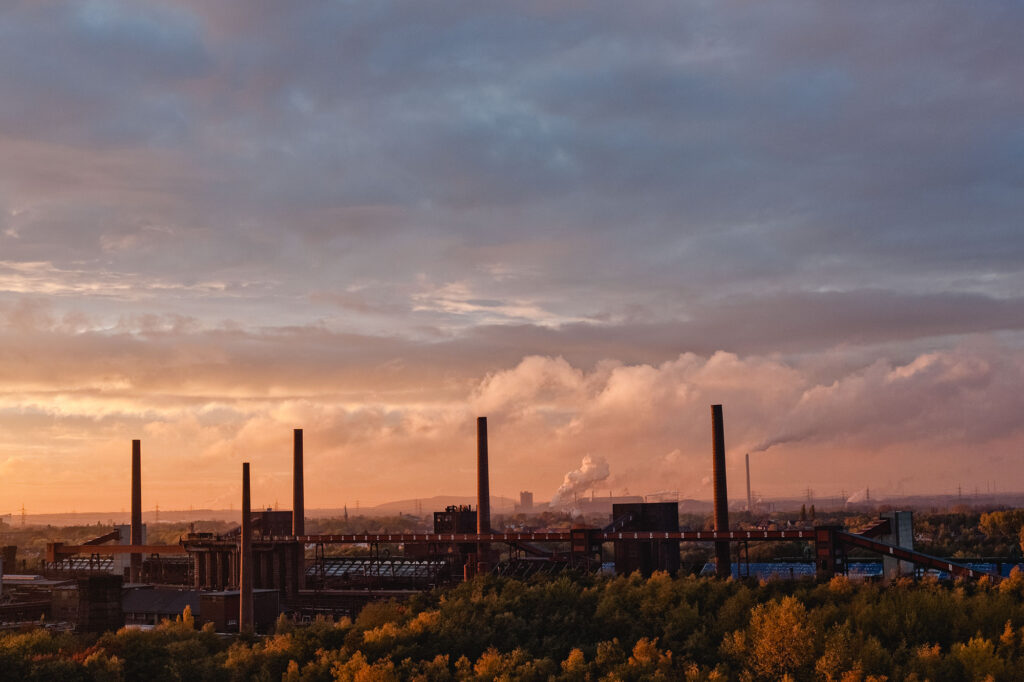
xmin=0 ymin=261 xmax=233 ymax=299
xmin=0 ymin=2 xmax=1023 ymax=510
xmin=0 ymin=1 xmax=209 ymax=147
xmin=2 ymin=0 xmax=1021 ymax=302
xmin=2 ymin=328 xmax=1024 ymax=511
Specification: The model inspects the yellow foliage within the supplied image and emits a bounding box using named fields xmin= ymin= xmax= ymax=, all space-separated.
xmin=363 ymin=609 xmax=440 ymax=648
xmin=998 ymin=566 xmax=1024 ymax=596
xmin=999 ymin=620 xmax=1016 ymax=651
xmin=595 ymin=639 xmax=626 ymax=669
xmin=561 ymin=647 xmax=587 ymax=674
xmin=745 ymin=596 xmax=815 ymax=679
xmin=828 ymin=575 xmax=854 ymax=596
xmin=683 ymin=662 xmax=728 ymax=682
xmin=839 ymin=669 xmax=888 ymax=682
xmin=263 ymin=632 xmax=295 ymax=654
xmin=951 ymin=636 xmax=1004 ymax=681
xmin=331 ymin=651 xmax=399 ymax=682
xmin=82 ymin=648 xmax=124 ymax=682
xmin=407 ymin=610 xmax=441 ymax=635
xmin=473 ymin=646 xmax=531 ymax=680
xmin=719 ymin=629 xmax=746 ymax=662
xmin=628 ymin=637 xmax=661 ymax=667
xmin=627 ymin=637 xmax=672 ymax=677
xmin=362 ymin=622 xmax=402 ymax=646
xmin=274 ymin=611 xmax=295 ymax=634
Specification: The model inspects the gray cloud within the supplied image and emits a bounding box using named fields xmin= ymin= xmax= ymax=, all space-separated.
xmin=2 ymin=0 xmax=1021 ymax=305
xmin=0 ymin=0 xmax=209 ymax=146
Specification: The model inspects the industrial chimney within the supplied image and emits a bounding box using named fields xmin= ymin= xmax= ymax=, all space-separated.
xmin=130 ymin=439 xmax=142 ymax=583
xmin=711 ymin=405 xmax=730 ymax=578
xmin=477 ymin=417 xmax=490 ymax=534
xmin=239 ymin=462 xmax=254 ymax=632
xmin=292 ymin=429 xmax=304 ymax=536
xmin=746 ymin=453 xmax=753 ymax=513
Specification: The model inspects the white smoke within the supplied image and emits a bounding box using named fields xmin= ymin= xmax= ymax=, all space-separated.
xmin=845 ymin=488 xmax=883 ymax=504
xmin=550 ymin=455 xmax=610 ymax=507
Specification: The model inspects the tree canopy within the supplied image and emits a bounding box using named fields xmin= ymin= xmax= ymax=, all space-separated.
xmin=6 ymin=570 xmax=1024 ymax=680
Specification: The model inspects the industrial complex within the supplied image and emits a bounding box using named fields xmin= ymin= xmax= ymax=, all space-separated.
xmin=0 ymin=406 xmax=1002 ymax=633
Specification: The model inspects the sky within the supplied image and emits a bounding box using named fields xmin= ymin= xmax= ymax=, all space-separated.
xmin=1 ymin=1 xmax=1023 ymax=514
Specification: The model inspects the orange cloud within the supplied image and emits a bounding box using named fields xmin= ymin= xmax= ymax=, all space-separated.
xmin=2 ymin=338 xmax=1023 ymax=514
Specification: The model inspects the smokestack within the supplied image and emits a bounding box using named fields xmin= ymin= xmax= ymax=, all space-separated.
xmin=292 ymin=429 xmax=304 ymax=536
xmin=239 ymin=462 xmax=254 ymax=632
xmin=746 ymin=453 xmax=753 ymax=513
xmin=711 ymin=405 xmax=730 ymax=578
xmin=130 ymin=439 xmax=142 ymax=583
xmin=477 ymin=417 xmax=490 ymax=533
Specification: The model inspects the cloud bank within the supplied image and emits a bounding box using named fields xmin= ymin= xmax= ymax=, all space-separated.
xmin=1 ymin=316 xmax=1022 ymax=511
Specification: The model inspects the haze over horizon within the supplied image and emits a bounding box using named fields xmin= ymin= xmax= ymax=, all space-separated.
xmin=2 ymin=1 xmax=1023 ymax=514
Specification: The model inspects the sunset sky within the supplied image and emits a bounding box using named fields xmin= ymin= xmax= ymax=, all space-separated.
xmin=2 ymin=1 xmax=1023 ymax=514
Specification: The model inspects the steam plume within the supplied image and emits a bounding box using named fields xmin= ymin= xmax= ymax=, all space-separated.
xmin=550 ymin=455 xmax=610 ymax=506
xmin=751 ymin=430 xmax=813 ymax=453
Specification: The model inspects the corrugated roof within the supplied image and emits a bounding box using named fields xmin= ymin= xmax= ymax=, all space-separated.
xmin=306 ymin=558 xmax=445 ymax=579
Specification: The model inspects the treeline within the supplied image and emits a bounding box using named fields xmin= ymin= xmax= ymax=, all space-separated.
xmin=7 ymin=571 xmax=1024 ymax=680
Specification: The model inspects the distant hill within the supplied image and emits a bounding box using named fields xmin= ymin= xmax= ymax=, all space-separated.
xmin=322 ymin=495 xmax=518 ymax=518
xmin=14 ymin=491 xmax=1024 ymax=528
xmin=8 ymin=509 xmax=241 ymax=527
xmin=9 ymin=495 xmax=519 ymax=527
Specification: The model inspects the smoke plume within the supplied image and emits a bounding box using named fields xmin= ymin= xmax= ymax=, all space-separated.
xmin=751 ymin=430 xmax=814 ymax=453
xmin=550 ymin=455 xmax=610 ymax=506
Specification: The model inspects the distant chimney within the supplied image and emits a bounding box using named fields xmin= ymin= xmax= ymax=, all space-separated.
xmin=477 ymin=417 xmax=490 ymax=533
xmin=130 ymin=439 xmax=142 ymax=583
xmin=711 ymin=405 xmax=730 ymax=578
xmin=240 ymin=462 xmax=254 ymax=632
xmin=292 ymin=429 xmax=304 ymax=536
xmin=746 ymin=453 xmax=753 ymax=513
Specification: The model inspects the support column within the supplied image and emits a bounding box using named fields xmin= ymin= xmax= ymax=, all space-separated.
xmin=711 ymin=405 xmax=731 ymax=579
xmin=214 ymin=552 xmax=223 ymax=589
xmin=240 ymin=463 xmax=254 ymax=632
xmin=285 ymin=544 xmax=299 ymax=597
xmin=193 ymin=553 xmax=202 ymax=589
xmin=205 ymin=553 xmax=214 ymax=589
xmin=199 ymin=551 xmax=208 ymax=588
xmin=879 ymin=511 xmax=915 ymax=580
xmin=815 ymin=526 xmax=844 ymax=579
